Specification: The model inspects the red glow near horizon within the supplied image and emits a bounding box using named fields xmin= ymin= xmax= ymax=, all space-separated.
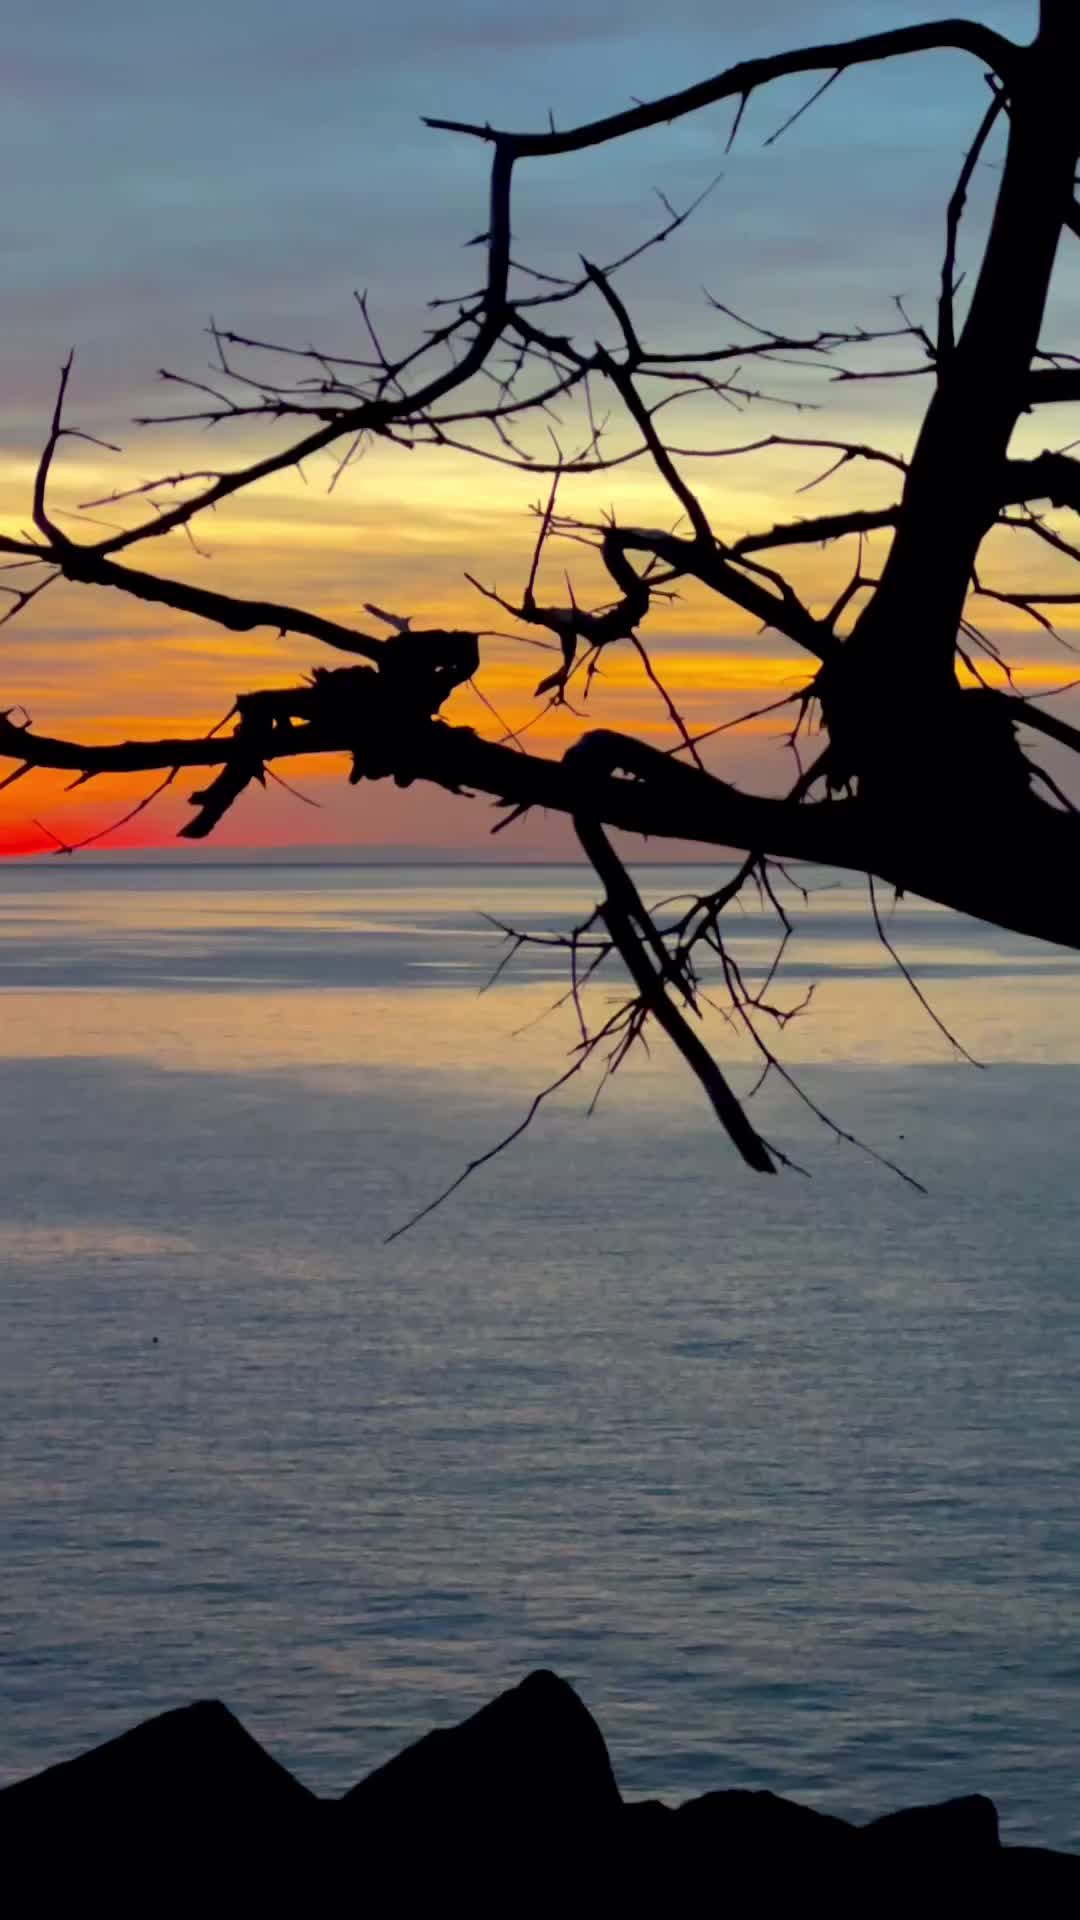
xmin=0 ymin=825 xmax=62 ymax=858
xmin=0 ymin=817 xmax=176 ymax=859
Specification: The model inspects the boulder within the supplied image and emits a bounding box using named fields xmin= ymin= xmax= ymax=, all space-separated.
xmin=675 ymin=1786 xmax=854 ymax=1858
xmin=3 ymin=1678 xmax=1078 ymax=1905
xmin=342 ymin=1667 xmax=620 ymax=1826
xmin=860 ymin=1790 xmax=999 ymax=1858
xmin=997 ymin=1844 xmax=1080 ymax=1894
xmin=614 ymin=1787 xmax=854 ymax=1898
xmin=337 ymin=1669 xmax=621 ymax=1891
xmin=0 ymin=1700 xmax=318 ymax=1888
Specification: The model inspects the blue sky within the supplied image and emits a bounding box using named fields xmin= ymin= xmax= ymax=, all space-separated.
xmin=6 ymin=1 xmax=1051 ymax=426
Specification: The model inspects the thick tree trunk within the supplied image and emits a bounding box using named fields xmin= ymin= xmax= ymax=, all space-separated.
xmin=827 ymin=10 xmax=1080 ymax=787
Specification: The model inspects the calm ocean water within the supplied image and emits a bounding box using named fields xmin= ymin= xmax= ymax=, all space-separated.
xmin=1 ymin=858 xmax=1079 ymax=1845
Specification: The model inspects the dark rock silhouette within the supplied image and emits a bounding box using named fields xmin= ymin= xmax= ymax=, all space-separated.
xmin=617 ymin=1787 xmax=854 ymax=1901
xmin=0 ymin=1698 xmax=313 ymax=1831
xmin=342 ymin=1667 xmax=620 ymax=1831
xmin=858 ymin=1788 xmax=1000 ymax=1885
xmin=0 ymin=1699 xmax=321 ymax=1896
xmin=2 ymin=1671 xmax=1078 ymax=1901
xmin=860 ymin=1790 xmax=998 ymax=1852
xmin=676 ymin=1783 xmax=854 ymax=1856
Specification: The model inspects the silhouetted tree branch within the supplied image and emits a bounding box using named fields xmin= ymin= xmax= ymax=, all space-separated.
xmin=3 ymin=3 xmax=1080 ymax=1206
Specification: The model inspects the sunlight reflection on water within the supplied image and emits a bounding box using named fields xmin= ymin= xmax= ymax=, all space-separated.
xmin=2 ymin=861 xmax=1079 ymax=1845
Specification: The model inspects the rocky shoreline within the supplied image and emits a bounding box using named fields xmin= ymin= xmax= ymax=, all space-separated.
xmin=2 ymin=1670 xmax=1076 ymax=1901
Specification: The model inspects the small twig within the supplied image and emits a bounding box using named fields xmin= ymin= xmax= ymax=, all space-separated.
xmin=384 ymin=1057 xmax=587 ymax=1242
xmin=938 ymin=85 xmax=1007 ymax=362
xmin=34 ymin=770 xmax=179 ymax=856
xmin=763 ymin=67 xmax=841 ymax=146
xmin=264 ymin=765 xmax=322 ymax=808
xmin=868 ymin=874 xmax=983 ymax=1067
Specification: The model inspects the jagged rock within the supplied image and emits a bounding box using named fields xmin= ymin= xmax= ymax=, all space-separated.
xmin=0 ymin=1700 xmax=317 ymax=1886
xmin=334 ymin=1669 xmax=622 ymax=1895
xmin=2 ymin=1677 xmax=1078 ymax=1903
xmin=615 ymin=1787 xmax=854 ymax=1898
xmin=341 ymin=1667 xmax=620 ymax=1830
xmin=861 ymin=1790 xmax=999 ymax=1853
xmin=675 ymin=1786 xmax=854 ymax=1857
xmin=847 ymin=1792 xmax=1001 ymax=1903
xmin=996 ymin=1844 xmax=1080 ymax=1893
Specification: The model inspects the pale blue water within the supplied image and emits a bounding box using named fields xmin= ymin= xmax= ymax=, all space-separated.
xmin=1 ymin=860 xmax=1079 ymax=1846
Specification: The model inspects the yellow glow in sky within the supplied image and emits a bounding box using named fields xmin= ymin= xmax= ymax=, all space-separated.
xmin=3 ymin=340 xmax=1079 ymax=858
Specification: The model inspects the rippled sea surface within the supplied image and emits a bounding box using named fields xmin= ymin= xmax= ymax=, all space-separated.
xmin=2 ymin=858 xmax=1079 ymax=1845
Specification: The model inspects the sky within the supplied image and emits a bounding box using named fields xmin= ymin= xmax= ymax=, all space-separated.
xmin=2 ymin=0 xmax=1077 ymax=856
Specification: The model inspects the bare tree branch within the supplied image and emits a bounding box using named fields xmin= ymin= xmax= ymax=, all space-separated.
xmin=5 ymin=4 xmax=1080 ymax=1211
xmin=426 ymin=23 xmax=1020 ymax=155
